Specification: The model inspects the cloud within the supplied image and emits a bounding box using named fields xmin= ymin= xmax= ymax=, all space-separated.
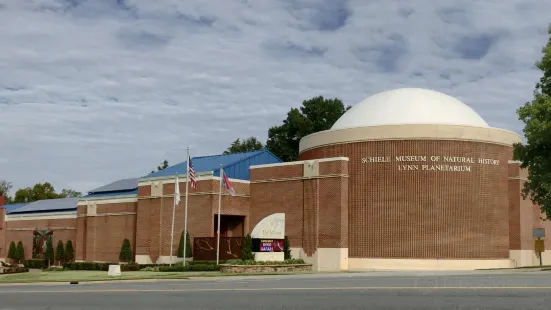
xmin=0 ymin=0 xmax=550 ymax=195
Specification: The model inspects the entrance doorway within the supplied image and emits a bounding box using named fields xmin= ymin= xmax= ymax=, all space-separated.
xmin=214 ymin=215 xmax=245 ymax=237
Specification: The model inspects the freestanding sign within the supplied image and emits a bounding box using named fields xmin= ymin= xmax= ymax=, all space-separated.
xmin=250 ymin=213 xmax=285 ymax=261
xmin=533 ymin=227 xmax=545 ymax=266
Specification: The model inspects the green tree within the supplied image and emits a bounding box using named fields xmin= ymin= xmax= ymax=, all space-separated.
xmin=266 ymin=96 xmax=350 ymax=162
xmin=241 ymin=234 xmax=255 ymax=260
xmin=7 ymin=241 xmax=16 ymax=262
xmin=177 ymin=230 xmax=192 ymax=258
xmin=12 ymin=182 xmax=65 ymax=203
xmin=60 ymin=189 xmax=82 ymax=198
xmin=151 ymin=160 xmax=169 ymax=174
xmin=55 ymin=240 xmax=65 ymax=265
xmin=513 ymin=25 xmax=551 ymax=219
xmin=65 ymin=240 xmax=74 ymax=262
xmin=223 ymin=137 xmax=264 ymax=154
xmin=119 ymin=239 xmax=133 ymax=262
xmin=16 ymin=241 xmax=25 ymax=263
xmin=0 ymin=180 xmax=12 ymax=198
xmin=44 ymin=238 xmax=54 ymax=267
xmin=283 ymin=236 xmax=292 ymax=260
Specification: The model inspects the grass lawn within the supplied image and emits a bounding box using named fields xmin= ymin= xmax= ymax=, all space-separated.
xmin=0 ymin=271 xmax=220 ymax=284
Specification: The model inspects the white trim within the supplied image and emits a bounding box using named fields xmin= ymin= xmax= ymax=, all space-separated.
xmin=251 ymin=174 xmax=348 ymax=184
xmin=77 ymin=197 xmax=137 ymax=206
xmin=509 ymin=160 xmax=522 ymax=164
xmin=139 ymin=171 xmax=213 ymax=183
xmin=7 ymin=227 xmax=76 ymax=231
xmin=250 ymin=157 xmax=349 ymax=169
xmin=78 ymin=212 xmax=137 ymax=218
xmin=299 ymin=124 xmax=522 ymax=153
xmin=508 ymin=177 xmax=527 ymax=181
xmin=138 ymin=175 xmax=250 ymax=187
xmin=6 ymin=211 xmax=77 ymax=221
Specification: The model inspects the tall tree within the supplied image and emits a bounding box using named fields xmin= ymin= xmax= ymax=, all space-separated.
xmin=0 ymin=180 xmax=12 ymax=197
xmin=119 ymin=239 xmax=133 ymax=262
xmin=151 ymin=160 xmax=169 ymax=174
xmin=64 ymin=240 xmax=74 ymax=262
xmin=44 ymin=238 xmax=54 ymax=267
xmin=12 ymin=182 xmax=64 ymax=203
xmin=60 ymin=189 xmax=82 ymax=198
xmin=16 ymin=241 xmax=25 ymax=263
xmin=266 ymin=96 xmax=350 ymax=162
xmin=513 ymin=24 xmax=551 ymax=219
xmin=55 ymin=240 xmax=65 ymax=265
xmin=223 ymin=137 xmax=264 ymax=154
xmin=7 ymin=241 xmax=16 ymax=262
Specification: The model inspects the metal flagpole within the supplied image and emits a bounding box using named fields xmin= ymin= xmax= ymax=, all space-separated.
xmin=216 ymin=165 xmax=223 ymax=265
xmin=169 ymin=176 xmax=178 ymax=266
xmin=182 ymin=147 xmax=190 ymax=266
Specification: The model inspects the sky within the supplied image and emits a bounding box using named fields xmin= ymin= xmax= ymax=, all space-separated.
xmin=1 ymin=0 xmax=550 ymax=196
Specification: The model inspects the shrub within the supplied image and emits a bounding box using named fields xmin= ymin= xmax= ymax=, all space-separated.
xmin=55 ymin=240 xmax=65 ymax=265
xmin=44 ymin=238 xmax=54 ymax=267
xmin=177 ymin=230 xmax=192 ymax=258
xmin=284 ymin=236 xmax=292 ymax=260
xmin=242 ymin=234 xmax=255 ymax=260
xmin=7 ymin=241 xmax=16 ymax=261
xmin=119 ymin=239 xmax=133 ymax=262
xmin=225 ymin=259 xmax=306 ymax=265
xmin=64 ymin=240 xmax=74 ymax=262
xmin=23 ymin=259 xmax=46 ymax=269
xmin=16 ymin=241 xmax=25 ymax=263
xmin=0 ymin=267 xmax=29 ymax=275
xmin=62 ymin=262 xmax=140 ymax=271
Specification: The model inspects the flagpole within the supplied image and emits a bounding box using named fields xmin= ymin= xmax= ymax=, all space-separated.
xmin=182 ymin=146 xmax=190 ymax=266
xmin=216 ymin=165 xmax=223 ymax=265
xmin=169 ymin=175 xmax=178 ymax=266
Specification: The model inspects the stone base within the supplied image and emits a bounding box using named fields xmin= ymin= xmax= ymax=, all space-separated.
xmin=220 ymin=264 xmax=312 ymax=273
xmin=348 ymin=258 xmax=511 ymax=270
xmin=510 ymin=250 xmax=551 ymax=267
xmin=291 ymin=247 xmax=348 ymax=272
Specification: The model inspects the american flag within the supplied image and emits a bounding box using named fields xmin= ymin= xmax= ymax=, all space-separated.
xmin=188 ymin=157 xmax=197 ymax=188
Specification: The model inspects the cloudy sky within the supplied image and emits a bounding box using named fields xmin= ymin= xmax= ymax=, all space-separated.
xmin=1 ymin=0 xmax=550 ymax=195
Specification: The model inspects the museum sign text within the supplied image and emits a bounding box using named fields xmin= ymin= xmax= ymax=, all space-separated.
xmin=360 ymin=155 xmax=499 ymax=172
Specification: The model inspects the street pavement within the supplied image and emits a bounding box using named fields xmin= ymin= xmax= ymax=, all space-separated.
xmin=1 ymin=270 xmax=551 ymax=309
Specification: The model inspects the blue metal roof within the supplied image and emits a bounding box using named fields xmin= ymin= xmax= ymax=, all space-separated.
xmin=89 ymin=178 xmax=139 ymax=194
xmin=1 ymin=203 xmax=28 ymax=214
xmin=146 ymin=150 xmax=282 ymax=180
xmin=7 ymin=198 xmax=79 ymax=215
xmin=83 ymin=189 xmax=138 ymax=199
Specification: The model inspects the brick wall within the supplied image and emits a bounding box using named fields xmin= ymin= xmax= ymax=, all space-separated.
xmin=4 ymin=217 xmax=77 ymax=261
xmin=249 ymin=159 xmax=349 ymax=256
xmin=75 ymin=202 xmax=137 ymax=262
xmin=136 ymin=178 xmax=250 ymax=263
xmin=300 ymin=140 xmax=512 ymax=259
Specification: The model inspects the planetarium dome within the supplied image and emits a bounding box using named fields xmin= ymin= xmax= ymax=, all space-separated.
xmin=331 ymin=88 xmax=489 ymax=130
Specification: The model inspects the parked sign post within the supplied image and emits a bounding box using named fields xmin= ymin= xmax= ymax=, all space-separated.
xmin=533 ymin=228 xmax=545 ymax=266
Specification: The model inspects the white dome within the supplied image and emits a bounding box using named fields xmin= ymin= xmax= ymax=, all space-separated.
xmin=331 ymin=88 xmax=489 ymax=130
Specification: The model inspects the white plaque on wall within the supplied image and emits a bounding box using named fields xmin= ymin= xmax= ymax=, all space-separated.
xmin=251 ymin=213 xmax=285 ymax=239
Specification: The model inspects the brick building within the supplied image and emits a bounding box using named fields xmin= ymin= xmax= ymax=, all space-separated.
xmin=0 ymin=88 xmax=549 ymax=271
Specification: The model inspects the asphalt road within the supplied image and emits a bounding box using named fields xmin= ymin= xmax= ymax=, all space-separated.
xmin=1 ymin=270 xmax=551 ymax=309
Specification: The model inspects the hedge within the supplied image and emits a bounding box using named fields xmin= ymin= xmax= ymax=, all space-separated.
xmin=225 ymin=259 xmax=306 ymax=265
xmin=63 ymin=262 xmax=140 ymax=271
xmin=62 ymin=261 xmax=224 ymax=271
xmin=23 ymin=259 xmax=46 ymax=269
xmin=157 ymin=264 xmax=220 ymax=272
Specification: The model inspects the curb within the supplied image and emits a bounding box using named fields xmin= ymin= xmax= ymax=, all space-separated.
xmin=0 ymin=278 xmax=191 ymax=286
